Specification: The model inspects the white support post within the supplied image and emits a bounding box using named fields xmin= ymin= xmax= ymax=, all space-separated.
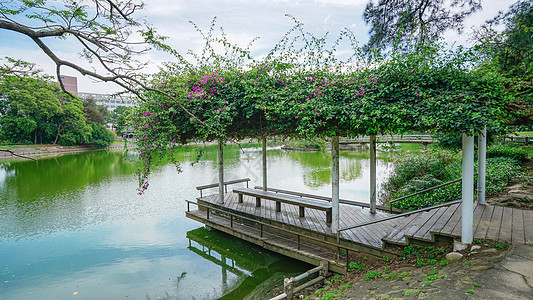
xmin=218 ymin=139 xmax=224 ymax=204
xmin=477 ymin=126 xmax=487 ymax=204
xmin=462 ymin=134 xmax=475 ymax=244
xmin=262 ymin=136 xmax=267 ymax=191
xmin=369 ymin=135 xmax=377 ymax=214
xmin=331 ymin=136 xmax=340 ymax=234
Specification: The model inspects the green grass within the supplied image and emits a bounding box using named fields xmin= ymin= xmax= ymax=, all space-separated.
xmin=522 ymin=146 xmax=533 ymax=158
xmin=0 ymin=144 xmax=40 ymax=149
xmin=516 ymin=131 xmax=533 ymax=136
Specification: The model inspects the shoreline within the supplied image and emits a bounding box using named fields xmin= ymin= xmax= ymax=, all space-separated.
xmin=0 ymin=143 xmax=137 ymax=161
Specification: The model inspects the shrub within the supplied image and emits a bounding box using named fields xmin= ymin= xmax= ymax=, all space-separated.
xmin=89 ymin=122 xmax=115 ymax=148
xmin=386 ymin=150 xmax=523 ymax=211
xmin=382 ymin=151 xmax=457 ymax=200
xmin=487 ymin=144 xmax=529 ymax=163
xmin=287 ymin=137 xmax=326 ymax=150
xmin=363 ymin=270 xmax=382 ymax=280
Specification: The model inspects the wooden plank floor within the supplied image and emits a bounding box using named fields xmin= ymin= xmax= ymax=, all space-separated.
xmin=196 ymin=193 xmax=533 ymax=250
xmin=199 ymin=193 xmax=403 ymax=250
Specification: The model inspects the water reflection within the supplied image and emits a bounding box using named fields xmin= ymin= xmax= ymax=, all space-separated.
xmin=187 ymin=227 xmax=309 ymax=299
xmin=0 ymin=144 xmax=393 ymax=299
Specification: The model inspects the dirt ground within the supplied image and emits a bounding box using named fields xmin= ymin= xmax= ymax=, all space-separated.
xmin=486 ymin=161 xmax=533 ymax=210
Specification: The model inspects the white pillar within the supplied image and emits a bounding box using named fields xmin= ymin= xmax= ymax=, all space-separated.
xmin=462 ymin=134 xmax=475 ymax=244
xmin=369 ymin=135 xmax=377 ymax=214
xmin=331 ymin=136 xmax=340 ymax=234
xmin=262 ymin=136 xmax=267 ymax=191
xmin=218 ymin=139 xmax=224 ymax=204
xmin=477 ymin=126 xmax=487 ymax=204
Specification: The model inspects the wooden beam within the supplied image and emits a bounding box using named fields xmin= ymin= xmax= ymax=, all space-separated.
xmin=331 ymin=136 xmax=340 ymax=234
xmin=370 ymin=135 xmax=377 ymax=214
xmin=218 ymin=139 xmax=224 ymax=204
xmin=262 ymin=136 xmax=267 ymax=191
xmin=477 ymin=126 xmax=487 ymax=204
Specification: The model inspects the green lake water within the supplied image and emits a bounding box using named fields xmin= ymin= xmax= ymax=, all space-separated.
xmin=0 ymin=144 xmax=406 ymax=299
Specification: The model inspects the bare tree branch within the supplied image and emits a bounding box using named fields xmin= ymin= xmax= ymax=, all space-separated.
xmin=0 ymin=149 xmax=37 ymax=161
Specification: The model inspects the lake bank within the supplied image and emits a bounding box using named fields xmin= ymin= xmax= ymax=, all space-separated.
xmin=291 ymin=242 xmax=533 ymax=299
xmin=0 ymin=143 xmax=136 ymax=161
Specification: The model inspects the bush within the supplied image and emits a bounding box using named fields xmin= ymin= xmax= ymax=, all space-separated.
xmin=57 ymin=133 xmax=77 ymax=146
xmin=487 ymin=144 xmax=529 ymax=163
xmin=386 ymin=149 xmax=523 ymax=211
xmin=382 ymin=151 xmax=457 ymax=199
xmin=287 ymin=137 xmax=326 ymax=150
xmin=89 ymin=122 xmax=115 ymax=148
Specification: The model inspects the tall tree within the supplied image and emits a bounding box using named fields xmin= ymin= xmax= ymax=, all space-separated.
xmin=0 ymin=0 xmax=172 ymax=95
xmin=0 ymin=63 xmax=89 ymax=144
xmin=473 ymin=1 xmax=533 ymax=125
xmin=363 ymin=0 xmax=482 ymax=51
xmin=474 ymin=0 xmax=532 ymax=80
xmin=82 ymin=98 xmax=110 ymax=125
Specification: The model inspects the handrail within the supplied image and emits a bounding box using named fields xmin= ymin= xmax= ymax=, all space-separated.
xmin=185 ymin=200 xmax=363 ymax=267
xmin=388 ymin=173 xmax=478 ymax=212
xmin=255 ymin=186 xmax=404 ymax=214
xmin=339 ymin=199 xmax=462 ymax=234
xmin=195 ymin=178 xmax=250 ymax=197
xmin=270 ymin=263 xmax=328 ymax=300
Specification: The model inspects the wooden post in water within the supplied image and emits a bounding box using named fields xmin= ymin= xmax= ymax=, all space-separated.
xmin=218 ymin=139 xmax=224 ymax=204
xmin=477 ymin=126 xmax=487 ymax=204
xmin=332 ymin=136 xmax=340 ymax=234
xmin=462 ymin=133 xmax=474 ymax=244
xmin=262 ymin=136 xmax=267 ymax=191
xmin=370 ymin=135 xmax=377 ymax=214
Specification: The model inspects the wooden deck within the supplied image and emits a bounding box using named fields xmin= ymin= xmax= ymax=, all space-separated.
xmin=384 ymin=202 xmax=533 ymax=245
xmin=186 ymin=192 xmax=533 ymax=271
xmin=196 ymin=193 xmax=403 ymax=250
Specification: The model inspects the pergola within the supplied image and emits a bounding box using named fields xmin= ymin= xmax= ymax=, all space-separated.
xmin=214 ymin=127 xmax=487 ymax=245
xmin=134 ymin=53 xmax=507 ymax=246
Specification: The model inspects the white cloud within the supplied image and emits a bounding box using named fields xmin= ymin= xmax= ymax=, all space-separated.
xmin=1 ymin=0 xmax=519 ymax=93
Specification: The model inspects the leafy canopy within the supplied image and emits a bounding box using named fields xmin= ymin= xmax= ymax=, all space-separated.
xmin=363 ymin=0 xmax=481 ymax=51
xmin=130 ymin=20 xmax=510 ymax=193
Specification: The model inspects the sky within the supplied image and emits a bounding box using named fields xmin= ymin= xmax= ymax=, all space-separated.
xmin=0 ymin=0 xmax=517 ymax=94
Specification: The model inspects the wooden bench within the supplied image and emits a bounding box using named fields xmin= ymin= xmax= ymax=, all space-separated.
xmin=253 ymin=186 xmax=404 ymax=213
xmin=233 ymin=188 xmax=332 ymax=224
xmin=196 ymin=178 xmax=250 ymax=197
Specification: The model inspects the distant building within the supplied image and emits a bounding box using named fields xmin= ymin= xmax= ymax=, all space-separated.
xmin=78 ymin=92 xmax=137 ymax=111
xmin=58 ymin=75 xmax=78 ymax=96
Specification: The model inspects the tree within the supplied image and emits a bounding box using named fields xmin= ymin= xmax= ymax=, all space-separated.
xmin=0 ymin=0 xmax=168 ymax=95
xmin=110 ymin=106 xmax=132 ymax=136
xmin=0 ymin=64 xmax=89 ymax=145
xmin=0 ymin=0 xmax=198 ymax=127
xmin=89 ymin=122 xmax=115 ymax=148
xmin=472 ymin=0 xmax=532 ymax=125
xmin=83 ymin=98 xmax=110 ymax=125
xmin=474 ymin=1 xmax=532 ymax=80
xmin=363 ymin=0 xmax=481 ymax=51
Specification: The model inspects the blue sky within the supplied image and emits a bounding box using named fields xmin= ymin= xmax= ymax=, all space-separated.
xmin=0 ymin=0 xmax=516 ymax=93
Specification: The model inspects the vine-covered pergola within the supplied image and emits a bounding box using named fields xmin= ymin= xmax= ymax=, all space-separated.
xmin=133 ymin=41 xmax=510 ymax=245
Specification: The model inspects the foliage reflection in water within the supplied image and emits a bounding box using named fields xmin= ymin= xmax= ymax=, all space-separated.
xmin=0 ymin=144 xmax=395 ymax=299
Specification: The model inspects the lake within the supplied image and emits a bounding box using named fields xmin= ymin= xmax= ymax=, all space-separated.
xmin=0 ymin=143 xmax=400 ymax=299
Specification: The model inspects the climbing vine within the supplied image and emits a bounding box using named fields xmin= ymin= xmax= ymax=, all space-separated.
xmin=132 ymin=19 xmax=511 ymax=194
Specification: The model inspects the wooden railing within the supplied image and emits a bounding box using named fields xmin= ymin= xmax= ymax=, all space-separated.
xmin=196 ymin=178 xmax=250 ymax=197
xmin=186 ymin=200 xmax=358 ymax=269
xmin=255 ymin=186 xmax=404 ymax=213
xmin=337 ymin=199 xmax=462 ymax=242
xmin=388 ymin=173 xmax=477 ymax=212
xmin=269 ymin=262 xmax=329 ymax=300
xmin=503 ymin=135 xmax=531 ymax=145
xmin=340 ymin=134 xmax=437 ymax=144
